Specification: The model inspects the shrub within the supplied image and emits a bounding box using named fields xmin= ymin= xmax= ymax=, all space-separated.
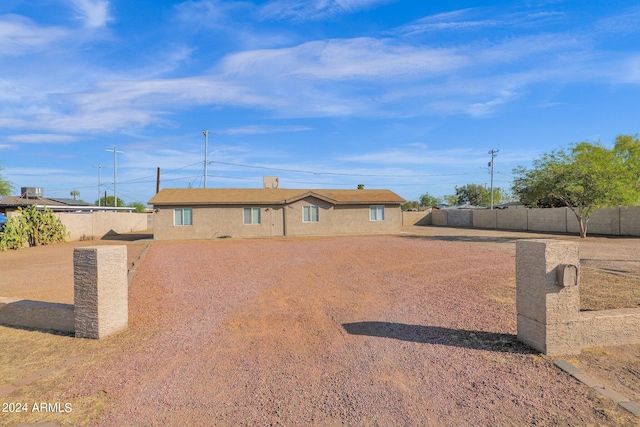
xmin=0 ymin=206 xmax=68 ymax=251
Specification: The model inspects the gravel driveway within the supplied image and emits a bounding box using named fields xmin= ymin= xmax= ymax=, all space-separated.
xmin=27 ymin=234 xmax=631 ymax=426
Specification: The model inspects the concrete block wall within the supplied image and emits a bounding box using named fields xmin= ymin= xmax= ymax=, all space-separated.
xmin=516 ymin=240 xmax=581 ymax=355
xmin=0 ymin=246 xmax=128 ymax=339
xmin=402 ymin=211 xmax=432 ymax=226
xmin=428 ymin=206 xmax=640 ymax=237
xmin=580 ymin=309 xmax=640 ymax=348
xmin=0 ymin=297 xmax=74 ymax=333
xmin=620 ymin=207 xmax=640 ymax=236
xmin=472 ymin=210 xmax=496 ymax=229
xmin=446 ymin=209 xmax=472 ymax=227
xmin=527 ymin=208 xmax=567 ymax=233
xmin=74 ymin=246 xmax=128 ymax=339
xmin=431 ymin=210 xmax=448 ymax=226
xmin=497 ymin=209 xmax=528 ymax=230
xmin=566 ymin=208 xmax=619 ymax=236
xmin=516 ymin=239 xmax=640 ymax=355
xmin=56 ymin=212 xmax=151 ymax=241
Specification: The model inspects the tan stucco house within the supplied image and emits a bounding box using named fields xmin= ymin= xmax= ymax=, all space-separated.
xmin=148 ymin=187 xmax=405 ymax=240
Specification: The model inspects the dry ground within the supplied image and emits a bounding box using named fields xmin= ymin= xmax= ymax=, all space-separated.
xmin=0 ymin=227 xmax=638 ymax=426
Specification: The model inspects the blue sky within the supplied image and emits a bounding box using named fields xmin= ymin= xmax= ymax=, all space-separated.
xmin=1 ymin=0 xmax=639 ymax=205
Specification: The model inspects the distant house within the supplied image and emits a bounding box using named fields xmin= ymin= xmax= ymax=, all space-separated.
xmin=148 ymin=187 xmax=405 ymax=240
xmin=497 ymin=201 xmax=526 ymax=210
xmin=0 ymin=187 xmax=134 ymax=215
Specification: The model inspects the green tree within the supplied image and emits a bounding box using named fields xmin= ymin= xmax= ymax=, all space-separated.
xmin=70 ymin=189 xmax=80 ymax=200
xmin=512 ymin=136 xmax=640 ymax=238
xmin=128 ymin=201 xmax=147 ymax=213
xmin=612 ymin=134 xmax=640 ymax=200
xmin=454 ymin=184 xmax=503 ymax=207
xmin=0 ymin=164 xmax=13 ymax=196
xmin=442 ymin=194 xmax=458 ymax=206
xmin=419 ymin=192 xmax=442 ymax=207
xmin=96 ymin=196 xmax=125 ymax=207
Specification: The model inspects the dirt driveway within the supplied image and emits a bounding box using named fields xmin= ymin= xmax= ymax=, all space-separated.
xmin=1 ymin=227 xmax=639 ymax=426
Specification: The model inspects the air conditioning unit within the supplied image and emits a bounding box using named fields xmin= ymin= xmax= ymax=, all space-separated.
xmin=21 ymin=187 xmax=43 ymax=198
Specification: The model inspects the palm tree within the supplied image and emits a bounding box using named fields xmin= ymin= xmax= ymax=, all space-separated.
xmin=70 ymin=190 xmax=80 ymax=200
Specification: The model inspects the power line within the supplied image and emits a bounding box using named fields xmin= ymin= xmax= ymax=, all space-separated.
xmin=210 ymin=160 xmax=481 ymax=178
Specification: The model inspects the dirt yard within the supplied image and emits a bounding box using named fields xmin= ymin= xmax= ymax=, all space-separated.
xmin=0 ymin=227 xmax=638 ymax=426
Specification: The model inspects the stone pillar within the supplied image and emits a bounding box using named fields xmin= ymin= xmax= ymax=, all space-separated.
xmin=74 ymin=246 xmax=128 ymax=339
xmin=516 ymin=239 xmax=581 ymax=355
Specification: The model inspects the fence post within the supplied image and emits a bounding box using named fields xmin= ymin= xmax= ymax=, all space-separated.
xmin=74 ymin=246 xmax=128 ymax=339
xmin=516 ymin=239 xmax=581 ymax=355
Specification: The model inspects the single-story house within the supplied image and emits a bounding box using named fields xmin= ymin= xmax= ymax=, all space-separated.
xmin=148 ymin=187 xmax=405 ymax=240
xmin=0 ymin=187 xmax=135 ymax=215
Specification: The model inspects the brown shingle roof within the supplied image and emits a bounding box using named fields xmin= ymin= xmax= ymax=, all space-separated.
xmin=148 ymin=188 xmax=405 ymax=206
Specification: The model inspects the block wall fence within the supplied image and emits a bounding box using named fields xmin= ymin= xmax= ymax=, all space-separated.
xmin=0 ymin=246 xmax=128 ymax=339
xmin=403 ymin=207 xmax=640 ymax=236
xmin=5 ymin=211 xmax=151 ymax=241
xmin=516 ymin=239 xmax=640 ymax=355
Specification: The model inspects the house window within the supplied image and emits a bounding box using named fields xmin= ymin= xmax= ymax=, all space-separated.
xmin=174 ymin=208 xmax=192 ymax=226
xmin=369 ymin=205 xmax=385 ymax=221
xmin=303 ymin=205 xmax=319 ymax=222
xmin=243 ymin=207 xmax=261 ymax=224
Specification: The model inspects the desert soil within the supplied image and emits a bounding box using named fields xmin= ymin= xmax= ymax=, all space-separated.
xmin=0 ymin=227 xmax=638 ymax=426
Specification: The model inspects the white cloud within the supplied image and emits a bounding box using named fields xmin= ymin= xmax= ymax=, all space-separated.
xmin=219 ymin=37 xmax=466 ymax=80
xmin=221 ymin=125 xmax=312 ymax=135
xmin=175 ymin=0 xmax=249 ymax=27
xmin=260 ymin=0 xmax=392 ymax=21
xmin=396 ymin=9 xmax=497 ymax=36
xmin=0 ymin=15 xmax=68 ymax=56
xmin=66 ymin=0 xmax=111 ymax=28
xmin=5 ymin=134 xmax=80 ymax=144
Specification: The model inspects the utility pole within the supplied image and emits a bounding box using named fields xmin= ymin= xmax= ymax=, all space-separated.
xmin=488 ymin=149 xmax=499 ymax=210
xmin=202 ymin=130 xmax=209 ymax=188
xmin=106 ymin=147 xmax=124 ymax=207
xmin=92 ymin=164 xmax=106 ymax=206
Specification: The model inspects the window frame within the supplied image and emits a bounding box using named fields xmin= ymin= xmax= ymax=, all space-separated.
xmin=243 ymin=207 xmax=261 ymax=225
xmin=174 ymin=208 xmax=193 ymax=226
xmin=369 ymin=205 xmax=385 ymax=221
xmin=302 ymin=205 xmax=319 ymax=223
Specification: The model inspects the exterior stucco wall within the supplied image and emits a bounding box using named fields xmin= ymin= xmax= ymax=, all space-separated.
xmin=284 ymin=201 xmax=401 ymax=236
xmin=283 ymin=198 xmax=335 ymax=236
xmin=153 ymin=204 xmax=285 ymax=240
xmin=153 ymin=199 xmax=401 ymax=240
xmin=332 ymin=204 xmax=401 ymax=235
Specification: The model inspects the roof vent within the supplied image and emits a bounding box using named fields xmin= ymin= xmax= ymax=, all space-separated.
xmin=21 ymin=187 xmax=43 ymax=198
xmin=263 ymin=176 xmax=279 ymax=189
